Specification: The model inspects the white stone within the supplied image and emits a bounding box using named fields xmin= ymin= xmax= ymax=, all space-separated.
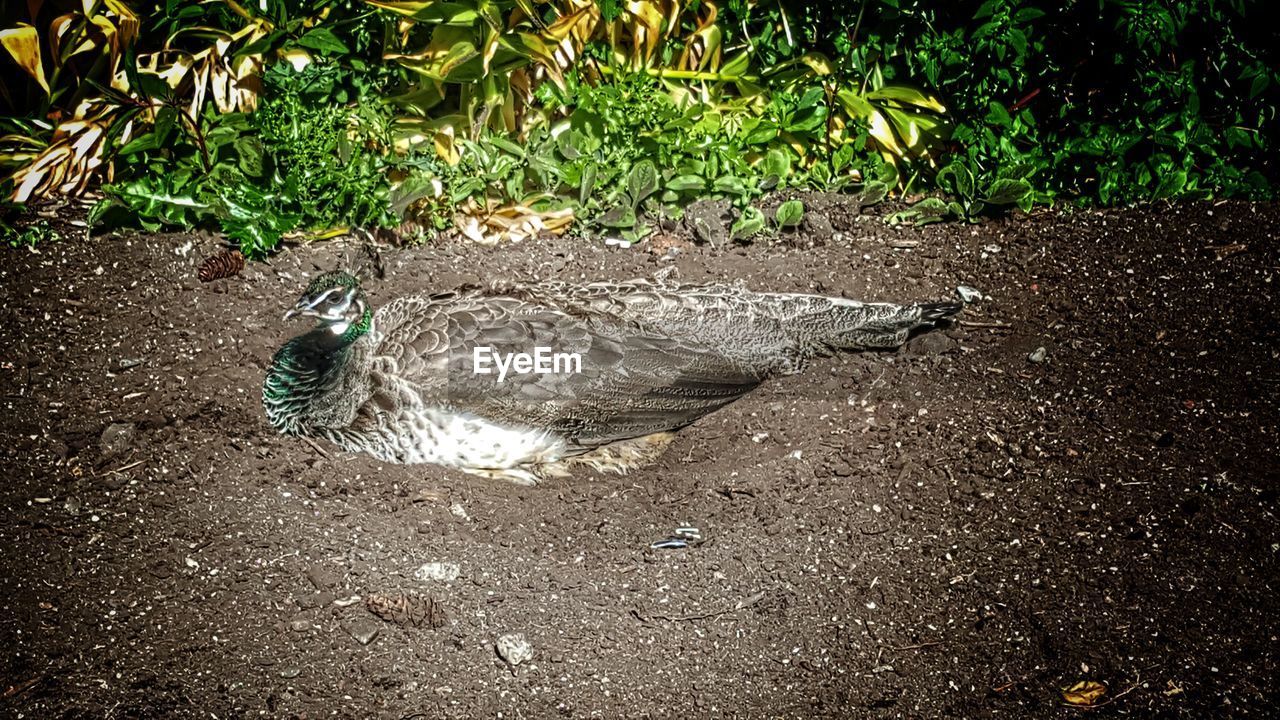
xmin=496 ymin=633 xmax=534 ymax=667
xmin=415 ymin=561 xmax=460 ymax=582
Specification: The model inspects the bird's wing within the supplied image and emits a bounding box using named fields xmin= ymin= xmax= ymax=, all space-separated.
xmin=369 ymin=290 xmax=762 ymax=449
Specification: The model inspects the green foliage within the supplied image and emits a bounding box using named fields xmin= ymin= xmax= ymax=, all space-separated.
xmin=724 ymin=0 xmax=1276 ymax=208
xmin=1 ymin=218 xmax=59 ymax=248
xmin=774 ymin=199 xmax=805 ymax=229
xmin=731 ymin=206 xmax=766 ymax=240
xmin=896 ymin=0 xmax=1275 ymax=204
xmin=7 ymin=0 xmax=1276 ymax=254
xmin=92 ymin=64 xmax=398 ymax=257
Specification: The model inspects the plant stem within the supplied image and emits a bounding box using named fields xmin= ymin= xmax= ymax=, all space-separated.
xmin=176 ymin=105 xmax=212 ymax=172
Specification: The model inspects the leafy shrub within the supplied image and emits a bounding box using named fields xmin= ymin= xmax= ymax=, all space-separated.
xmin=873 ymin=0 xmax=1274 ymax=204
xmin=91 ymin=63 xmax=398 ymax=257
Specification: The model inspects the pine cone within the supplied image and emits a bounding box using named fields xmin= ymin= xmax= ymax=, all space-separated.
xmin=365 ymin=591 xmax=447 ymax=629
xmin=197 ymin=250 xmax=245 ymax=282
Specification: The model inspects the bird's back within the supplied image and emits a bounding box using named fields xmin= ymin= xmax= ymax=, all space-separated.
xmin=363 ymin=283 xmax=768 ymax=453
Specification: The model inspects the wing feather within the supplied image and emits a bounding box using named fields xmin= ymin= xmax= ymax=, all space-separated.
xmin=367 ymin=289 xmax=761 ymax=452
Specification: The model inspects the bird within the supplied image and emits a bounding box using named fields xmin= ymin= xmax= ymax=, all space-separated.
xmin=263 ymin=270 xmax=960 ymax=485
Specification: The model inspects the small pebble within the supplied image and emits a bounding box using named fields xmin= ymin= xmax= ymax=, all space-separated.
xmin=495 ymin=633 xmax=534 ymax=667
xmin=280 ymin=667 xmax=302 ymax=679
xmin=1028 ymin=346 xmax=1048 ymax=364
xmin=344 ymin=620 xmax=381 ymax=646
xmin=956 ymin=285 xmax=983 ymax=303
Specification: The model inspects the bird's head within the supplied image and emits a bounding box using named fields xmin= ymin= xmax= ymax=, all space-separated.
xmin=284 ymin=271 xmax=368 ymax=337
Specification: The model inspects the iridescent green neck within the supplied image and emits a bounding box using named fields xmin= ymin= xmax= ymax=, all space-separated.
xmin=341 ymin=304 xmax=373 ymax=343
xmin=263 ymin=310 xmax=367 ymax=434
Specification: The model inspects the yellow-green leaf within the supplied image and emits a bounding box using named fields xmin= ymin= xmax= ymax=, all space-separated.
xmin=799 ymin=52 xmax=833 ymax=76
xmin=1 ymin=24 xmax=50 ymax=95
xmin=363 ymin=0 xmax=480 ymax=26
xmin=836 ymin=89 xmax=875 ymax=119
xmin=386 ymin=26 xmax=480 ymax=82
xmin=720 ymin=50 xmax=750 ymax=78
xmin=868 ymin=85 xmax=947 ymax=114
xmin=866 ymin=110 xmax=904 ymax=160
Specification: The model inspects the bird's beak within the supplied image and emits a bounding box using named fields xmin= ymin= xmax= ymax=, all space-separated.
xmin=284 ymin=299 xmax=309 ymax=321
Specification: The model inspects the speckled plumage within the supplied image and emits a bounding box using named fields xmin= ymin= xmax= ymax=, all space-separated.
xmin=264 ymin=273 xmax=960 ymax=484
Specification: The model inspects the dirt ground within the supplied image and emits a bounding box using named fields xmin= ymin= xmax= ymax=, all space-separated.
xmin=1 ymin=197 xmax=1277 ymax=719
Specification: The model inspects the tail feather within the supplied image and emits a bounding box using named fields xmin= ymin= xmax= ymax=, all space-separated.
xmin=917 ymin=301 xmax=963 ymax=323
xmin=775 ymin=295 xmax=961 ymax=351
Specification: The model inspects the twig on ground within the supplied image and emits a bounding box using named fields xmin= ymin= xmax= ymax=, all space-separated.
xmin=2 ymin=675 xmax=42 ymax=700
xmin=959 ymin=320 xmax=1013 ymax=329
xmin=101 ymin=459 xmax=146 ymax=476
xmin=887 ymin=640 xmax=944 ymax=651
xmin=300 ymin=435 xmax=332 ymax=459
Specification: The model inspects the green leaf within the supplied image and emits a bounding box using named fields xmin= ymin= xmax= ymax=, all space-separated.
xmin=556 ymin=129 xmax=581 ymax=160
xmin=743 ymin=121 xmax=778 ymax=145
xmin=364 ymin=0 xmax=480 ymax=25
xmin=626 ymin=159 xmax=658 ymax=208
xmin=1153 ymin=170 xmax=1187 ymax=199
xmin=831 ymin=144 xmax=854 ymax=173
xmin=889 ymin=196 xmax=952 ymax=226
xmin=984 ymin=178 xmax=1033 ymax=205
xmin=579 ymin=162 xmax=598 ymax=205
xmin=985 ymin=101 xmax=1012 ymax=128
xmin=1249 ymin=72 xmax=1270 ymax=99
xmin=866 ymin=85 xmax=947 ymax=113
xmin=599 ymin=205 xmax=637 ymax=229
xmin=712 ymin=175 xmax=751 ymax=198
xmin=666 ymin=174 xmax=706 ymax=192
xmin=234 ymin=136 xmax=266 ymax=177
xmin=763 ymin=148 xmax=791 ymax=179
xmin=297 ymin=27 xmax=349 ymax=55
xmin=487 ymin=135 xmax=526 ymax=158
xmin=774 ymin=199 xmax=804 ymax=229
xmin=938 ymin=163 xmax=975 ymax=201
xmin=858 ymin=181 xmax=888 ymax=207
xmin=730 ymin=206 xmax=765 ymax=239
xmin=721 ymin=51 xmax=750 ymax=77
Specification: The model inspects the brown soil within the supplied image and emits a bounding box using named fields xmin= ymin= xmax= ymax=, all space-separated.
xmin=2 ymin=198 xmax=1277 ymax=718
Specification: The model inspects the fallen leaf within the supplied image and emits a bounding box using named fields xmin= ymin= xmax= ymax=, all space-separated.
xmin=1062 ymin=679 xmax=1107 ymax=706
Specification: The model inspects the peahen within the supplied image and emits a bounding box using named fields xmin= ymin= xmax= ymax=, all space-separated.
xmin=263 ymin=271 xmax=960 ymax=485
